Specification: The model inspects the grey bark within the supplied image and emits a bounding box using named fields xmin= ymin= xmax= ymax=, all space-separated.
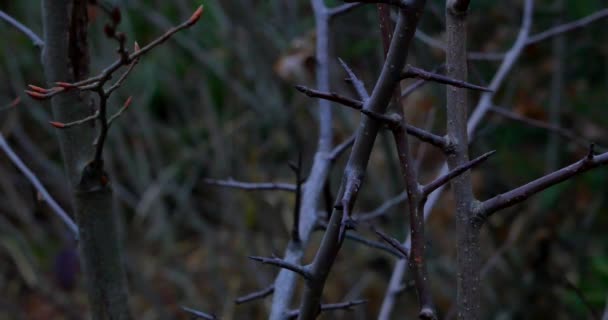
xmin=41 ymin=1 xmax=132 ymax=319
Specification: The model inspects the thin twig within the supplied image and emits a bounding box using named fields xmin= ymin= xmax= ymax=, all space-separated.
xmin=203 ymin=178 xmax=296 ymax=192
xmin=338 ymin=57 xmax=370 ymax=100
xmin=0 ymin=133 xmax=79 ymax=238
xmin=527 ymin=8 xmax=608 ymax=44
xmin=373 ymin=228 xmax=408 ymax=258
xmin=295 ymin=87 xmax=448 ymax=149
xmin=422 ymin=150 xmax=496 ymax=197
xmin=0 ymin=9 xmax=44 ymax=47
xmin=295 ymin=85 xmax=363 ymax=110
xmin=476 ymin=150 xmax=608 ymax=220
xmin=286 ymin=299 xmax=367 ymax=319
xmin=181 ymin=306 xmax=218 ymax=320
xmin=329 ymin=134 xmax=356 ymax=163
xmin=248 ymin=256 xmax=313 ymax=280
xmin=402 ymin=65 xmax=492 ymax=92
xmin=234 ymin=285 xmax=275 ymax=305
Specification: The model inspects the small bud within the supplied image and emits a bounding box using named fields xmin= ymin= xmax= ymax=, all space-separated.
xmin=49 ymin=121 xmax=66 ymax=128
xmin=104 ymin=24 xmax=115 ymax=37
xmin=25 ymin=90 xmax=48 ymax=100
xmin=133 ymin=41 xmax=140 ymax=53
xmin=111 ymin=8 xmax=121 ymax=24
xmin=28 ymin=84 xmax=49 ymax=93
xmin=188 ymin=5 xmax=204 ymax=24
xmin=123 ymin=96 xmax=133 ymax=109
xmin=116 ymin=32 xmax=126 ymax=43
xmin=55 ymin=82 xmax=75 ymax=89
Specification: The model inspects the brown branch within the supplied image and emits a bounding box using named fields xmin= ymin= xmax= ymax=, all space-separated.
xmin=234 ymin=285 xmax=275 ymax=305
xmin=248 ymin=256 xmax=313 ymax=280
xmin=401 ymin=65 xmax=492 ymax=92
xmin=422 ymin=150 xmax=496 ymax=197
xmin=203 ymin=178 xmax=296 ymax=192
xmin=476 ymin=150 xmax=608 ymax=220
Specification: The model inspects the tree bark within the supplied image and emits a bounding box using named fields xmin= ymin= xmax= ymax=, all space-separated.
xmin=41 ymin=1 xmax=132 ymax=319
xmin=445 ymin=1 xmax=480 ymax=319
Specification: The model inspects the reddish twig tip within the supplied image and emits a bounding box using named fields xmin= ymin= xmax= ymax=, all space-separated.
xmin=123 ymin=96 xmax=133 ymax=109
xmin=55 ymin=82 xmax=75 ymax=89
xmin=49 ymin=121 xmax=66 ymax=128
xmin=27 ymin=84 xmax=49 ymax=93
xmin=25 ymin=90 xmax=48 ymax=100
xmin=133 ymin=41 xmax=141 ymax=53
xmin=189 ymin=5 xmax=204 ymax=24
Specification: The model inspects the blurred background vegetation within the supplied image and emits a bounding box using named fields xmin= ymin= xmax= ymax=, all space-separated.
xmin=1 ymin=0 xmax=607 ymax=319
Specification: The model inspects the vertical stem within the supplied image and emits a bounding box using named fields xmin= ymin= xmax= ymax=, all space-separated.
xmin=297 ymin=3 xmax=427 ymax=318
xmin=446 ymin=1 xmax=479 ymax=319
xmin=269 ymin=1 xmax=333 ymax=318
xmin=393 ymin=123 xmax=435 ymax=319
xmin=41 ymin=1 xmax=132 ymax=319
xmin=546 ymin=0 xmax=564 ymax=172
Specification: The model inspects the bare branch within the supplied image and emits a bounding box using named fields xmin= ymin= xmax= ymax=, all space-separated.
xmin=296 ymin=4 xmax=427 ymax=319
xmin=476 ymin=151 xmax=608 ymax=220
xmin=234 ymin=285 xmax=275 ymax=305
xmin=317 ymin=221 xmax=403 ymax=258
xmin=296 ymin=86 xmax=449 ymax=150
xmin=373 ymin=228 xmax=408 ymax=259
xmin=295 ymin=85 xmax=363 ymax=110
xmin=0 ymin=133 xmax=79 ymax=238
xmin=0 ymin=9 xmax=44 ymax=47
xmin=286 ymin=300 xmax=367 ymax=319
xmin=329 ymin=134 xmax=356 ymax=163
xmin=354 ymin=191 xmax=407 ymax=222
xmin=527 ymin=8 xmax=608 ymax=45
xmin=422 ymin=150 xmax=496 ymax=197
xmin=248 ymin=256 xmax=313 ymax=280
xmin=181 ymin=306 xmax=218 ymax=320
xmin=203 ymin=178 xmax=296 ymax=192
xmin=338 ymin=57 xmax=370 ymax=100
xmin=401 ymin=65 xmax=492 ymax=92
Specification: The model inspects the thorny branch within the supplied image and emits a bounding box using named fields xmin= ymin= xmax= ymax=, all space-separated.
xmin=295 ymin=2 xmax=428 ymax=319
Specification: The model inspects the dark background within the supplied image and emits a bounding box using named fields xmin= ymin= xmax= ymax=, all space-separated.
xmin=0 ymin=0 xmax=607 ymax=319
